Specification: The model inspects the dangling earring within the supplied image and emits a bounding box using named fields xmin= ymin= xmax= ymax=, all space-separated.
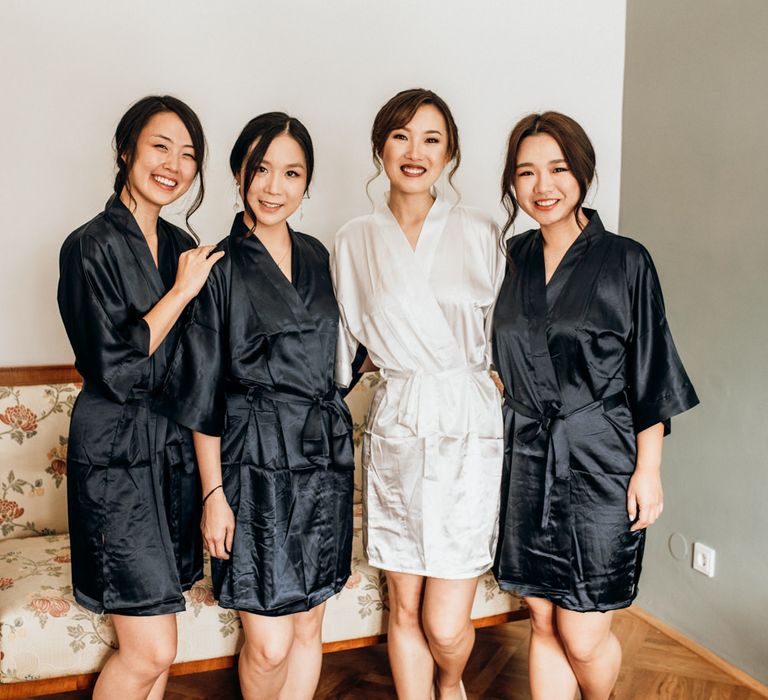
xmin=300 ymin=191 xmax=310 ymax=222
xmin=233 ymin=184 xmax=241 ymax=212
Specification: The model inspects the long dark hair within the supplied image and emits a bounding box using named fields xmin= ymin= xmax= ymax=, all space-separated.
xmin=368 ymin=88 xmax=461 ymax=195
xmin=229 ymin=112 xmax=314 ymax=231
xmin=113 ymin=95 xmax=206 ymax=236
xmin=500 ymin=111 xmax=596 ymax=236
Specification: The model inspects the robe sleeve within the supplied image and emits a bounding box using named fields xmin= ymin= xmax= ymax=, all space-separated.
xmin=57 ymin=233 xmax=150 ymax=403
xmin=484 ymin=220 xmax=507 ymax=368
xmin=625 ymin=244 xmax=699 ymax=434
xmin=157 ymin=263 xmax=229 ymax=436
xmin=330 ymin=238 xmax=359 ymax=389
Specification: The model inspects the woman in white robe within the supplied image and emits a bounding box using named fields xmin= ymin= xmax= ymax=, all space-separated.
xmin=331 ymin=88 xmax=504 ymax=700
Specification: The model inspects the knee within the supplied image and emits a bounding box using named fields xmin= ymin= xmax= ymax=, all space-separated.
xmin=561 ymin=631 xmax=606 ymax=665
xmin=389 ymin=597 xmax=422 ymax=630
xmin=423 ymin=617 xmax=470 ymax=653
xmin=242 ymin=636 xmax=292 ymax=673
xmin=526 ymin=599 xmax=557 ymax=639
xmin=292 ymin=608 xmax=324 ymax=646
xmin=124 ymin=637 xmax=177 ymax=678
xmin=529 ymin=610 xmax=557 ymax=638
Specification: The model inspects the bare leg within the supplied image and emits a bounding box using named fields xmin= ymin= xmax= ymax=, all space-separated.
xmin=93 ymin=614 xmax=177 ymax=700
xmin=525 ymin=597 xmax=578 ymax=700
xmin=385 ymin=571 xmax=434 ymax=700
xmin=277 ymin=603 xmax=326 ymax=700
xmin=238 ymin=611 xmax=295 ymax=700
xmin=421 ymin=577 xmax=478 ymax=700
xmin=557 ymin=608 xmax=621 ymax=700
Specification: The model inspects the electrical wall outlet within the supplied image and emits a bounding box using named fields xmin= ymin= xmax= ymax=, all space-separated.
xmin=692 ymin=542 xmax=716 ymax=577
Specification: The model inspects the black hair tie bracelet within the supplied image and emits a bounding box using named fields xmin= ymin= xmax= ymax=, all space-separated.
xmin=202 ymin=484 xmax=223 ymax=506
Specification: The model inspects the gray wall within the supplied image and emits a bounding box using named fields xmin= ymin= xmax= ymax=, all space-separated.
xmin=621 ymin=0 xmax=768 ymax=684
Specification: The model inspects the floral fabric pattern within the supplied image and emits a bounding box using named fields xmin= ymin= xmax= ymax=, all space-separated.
xmin=0 ymin=384 xmax=77 ymax=541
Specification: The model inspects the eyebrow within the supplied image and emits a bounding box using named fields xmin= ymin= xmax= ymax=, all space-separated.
xmin=261 ymin=159 xmax=305 ymax=169
xmin=397 ymin=126 xmax=444 ymax=135
xmin=151 ymin=134 xmax=195 ymax=149
xmin=515 ymin=158 xmax=567 ymax=168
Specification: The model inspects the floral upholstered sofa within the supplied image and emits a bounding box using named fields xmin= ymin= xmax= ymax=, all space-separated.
xmin=0 ymin=368 xmax=524 ymax=697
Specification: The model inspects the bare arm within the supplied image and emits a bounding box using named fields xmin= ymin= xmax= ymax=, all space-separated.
xmin=627 ymin=422 xmax=665 ymax=531
xmin=193 ymin=431 xmax=235 ymax=560
xmin=143 ymin=245 xmax=224 ymax=355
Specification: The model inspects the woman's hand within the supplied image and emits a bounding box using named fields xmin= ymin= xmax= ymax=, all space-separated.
xmin=490 ymin=370 xmax=505 ymax=396
xmin=173 ymin=245 xmax=225 ymax=303
xmin=628 ymin=421 xmax=665 ymax=531
xmin=201 ymin=488 xmax=235 ymax=559
xmin=627 ymin=468 xmax=664 ymax=531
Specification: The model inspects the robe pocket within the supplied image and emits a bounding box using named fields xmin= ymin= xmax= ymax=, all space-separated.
xmin=107 ymin=404 xmax=151 ymax=468
xmin=602 ymin=402 xmax=635 ymax=434
xmin=221 ymin=411 xmax=249 ymax=467
xmin=241 ymin=410 xmax=285 ymax=470
xmin=576 ymin=327 xmax=627 ymax=380
xmin=67 ymin=391 xmax=124 ymax=466
xmin=362 ymin=431 xmax=403 ymax=504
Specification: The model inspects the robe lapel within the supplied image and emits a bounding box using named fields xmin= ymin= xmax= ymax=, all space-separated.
xmin=548 ymin=211 xmax=613 ymax=323
xmin=105 ymin=197 xmax=166 ymax=302
xmin=522 ymin=234 xmax=561 ymax=405
xmin=232 ymin=219 xmax=316 ymax=330
xmin=230 ymin=217 xmax=326 ymax=391
xmin=411 ymin=196 xmax=452 ymax=274
xmin=373 ymin=195 xmax=463 ymax=367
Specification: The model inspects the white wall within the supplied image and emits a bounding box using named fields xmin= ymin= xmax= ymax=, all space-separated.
xmin=0 ymin=0 xmax=626 ymax=365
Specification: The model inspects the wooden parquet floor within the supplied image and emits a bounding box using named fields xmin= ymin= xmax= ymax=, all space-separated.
xmin=35 ymin=610 xmax=765 ymax=700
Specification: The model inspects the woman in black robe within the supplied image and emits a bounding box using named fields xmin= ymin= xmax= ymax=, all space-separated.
xmin=157 ymin=113 xmax=354 ymax=700
xmin=57 ymin=95 xmax=223 ymax=700
xmin=491 ymin=112 xmax=699 ymax=700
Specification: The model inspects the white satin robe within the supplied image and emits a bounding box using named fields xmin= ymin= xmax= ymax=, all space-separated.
xmin=331 ymin=194 xmax=505 ymax=578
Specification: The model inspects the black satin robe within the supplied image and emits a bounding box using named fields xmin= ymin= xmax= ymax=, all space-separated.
xmin=157 ymin=214 xmax=354 ymax=616
xmin=492 ymin=210 xmax=699 ymax=611
xmin=57 ymin=195 xmax=202 ymax=616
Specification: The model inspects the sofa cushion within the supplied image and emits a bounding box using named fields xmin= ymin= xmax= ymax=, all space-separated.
xmin=0 ymin=384 xmax=78 ymax=541
xmin=0 ymin=513 xmax=518 ymax=684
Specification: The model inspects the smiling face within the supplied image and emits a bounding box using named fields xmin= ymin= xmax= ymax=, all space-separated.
xmin=122 ymin=111 xmax=198 ymax=217
xmin=513 ymin=133 xmax=583 ymax=233
xmin=380 ymin=104 xmax=451 ymax=196
xmin=241 ymin=133 xmax=307 ymax=233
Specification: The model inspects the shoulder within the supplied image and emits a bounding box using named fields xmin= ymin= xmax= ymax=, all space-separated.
xmin=506 ymin=228 xmax=537 ymax=254
xmin=207 ymin=234 xmax=234 ymax=281
xmin=159 ymin=217 xmax=196 ymax=250
xmin=335 ymin=213 xmax=374 ymax=242
xmin=605 ymin=232 xmax=656 ymax=271
xmin=452 ymin=204 xmax=498 ymax=232
xmin=60 ymin=212 xmax=117 ymax=264
xmin=293 ymin=230 xmax=330 ymax=258
xmin=333 ymin=214 xmax=374 ymax=259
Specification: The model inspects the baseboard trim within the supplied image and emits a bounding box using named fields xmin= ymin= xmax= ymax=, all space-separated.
xmin=628 ymin=605 xmax=768 ymax=698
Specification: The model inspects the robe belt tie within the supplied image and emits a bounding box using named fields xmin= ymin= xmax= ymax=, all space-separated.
xmin=80 ymin=384 xmax=196 ymax=475
xmin=381 ymin=363 xmax=488 ymax=480
xmin=227 ymin=384 xmax=352 ymax=468
xmin=504 ymin=390 xmax=627 ymax=528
